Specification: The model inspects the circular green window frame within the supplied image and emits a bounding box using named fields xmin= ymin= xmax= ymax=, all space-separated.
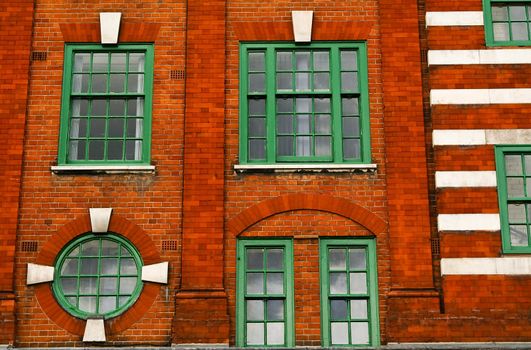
xmin=52 ymin=233 xmax=144 ymax=320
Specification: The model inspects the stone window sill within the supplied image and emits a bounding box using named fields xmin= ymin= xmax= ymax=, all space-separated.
xmin=234 ymin=163 xmax=377 ymax=173
xmin=51 ymin=165 xmax=156 ymax=174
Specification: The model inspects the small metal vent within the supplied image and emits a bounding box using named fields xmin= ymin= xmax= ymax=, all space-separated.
xmin=21 ymin=241 xmax=38 ymax=252
xmin=31 ymin=51 xmax=48 ymax=61
xmin=162 ymin=240 xmax=178 ymax=251
xmin=170 ymin=70 xmax=185 ymax=80
xmin=431 ymin=238 xmax=440 ymax=257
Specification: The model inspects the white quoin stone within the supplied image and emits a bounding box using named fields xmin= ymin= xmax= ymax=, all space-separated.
xmin=142 ymin=262 xmax=169 ymax=284
xmin=26 ymin=263 xmax=54 ymax=285
xmin=83 ymin=318 xmax=106 ymax=342
xmin=89 ymin=208 xmax=113 ymax=233
xmin=292 ymin=11 xmax=313 ymax=42
xmin=100 ymin=12 xmax=122 ymax=44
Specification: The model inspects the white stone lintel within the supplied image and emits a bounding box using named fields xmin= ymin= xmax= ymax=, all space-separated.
xmin=431 ymin=88 xmax=531 ymax=105
xmin=89 ymin=208 xmax=113 ymax=233
xmin=438 ymin=214 xmax=500 ymax=232
xmin=433 ymin=129 xmax=531 ymax=146
xmin=429 ymin=49 xmax=531 ymax=66
xmin=27 ymin=263 xmax=55 ymax=285
xmin=100 ymin=12 xmax=122 ymax=44
xmin=441 ymin=257 xmax=531 ymax=275
xmin=292 ymin=11 xmax=313 ymax=43
xmin=142 ymin=262 xmax=169 ymax=284
xmin=426 ymin=11 xmax=484 ymax=27
xmin=83 ymin=318 xmax=106 ymax=342
xmin=435 ymin=171 xmax=497 ymax=188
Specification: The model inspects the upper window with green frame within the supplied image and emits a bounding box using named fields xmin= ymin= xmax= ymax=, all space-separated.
xmin=58 ymin=44 xmax=154 ymax=165
xmin=239 ymin=42 xmax=370 ymax=165
xmin=319 ymin=238 xmax=380 ymax=347
xmin=236 ymin=239 xmax=294 ymax=347
xmin=495 ymin=146 xmax=531 ymax=253
xmin=484 ymin=0 xmax=531 ymax=45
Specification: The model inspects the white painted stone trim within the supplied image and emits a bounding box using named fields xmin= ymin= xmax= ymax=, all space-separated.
xmin=438 ymin=214 xmax=500 ymax=231
xmin=100 ymin=12 xmax=121 ymax=44
xmin=234 ymin=163 xmax=377 ymax=173
xmin=291 ymin=11 xmax=313 ymax=43
xmin=441 ymin=257 xmax=531 ymax=275
xmin=431 ymin=88 xmax=531 ymax=105
xmin=83 ymin=318 xmax=106 ymax=342
xmin=435 ymin=171 xmax=497 ymax=188
xmin=26 ymin=263 xmax=54 ymax=285
xmin=142 ymin=262 xmax=169 ymax=284
xmin=433 ymin=129 xmax=531 ymax=146
xmin=89 ymin=208 xmax=112 ymax=233
xmin=429 ymin=49 xmax=531 ymax=65
xmin=426 ymin=11 xmax=484 ymax=27
xmin=485 ymin=129 xmax=531 ymax=144
xmin=51 ymin=165 xmax=156 ymax=173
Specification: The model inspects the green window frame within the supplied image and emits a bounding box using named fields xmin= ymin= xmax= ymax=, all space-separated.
xmin=495 ymin=145 xmax=531 ymax=253
xmin=239 ymin=42 xmax=370 ymax=164
xmin=236 ymin=239 xmax=294 ymax=347
xmin=484 ymin=0 xmax=531 ymax=46
xmin=320 ymin=238 xmax=380 ymax=347
xmin=58 ymin=44 xmax=154 ymax=165
xmin=52 ymin=233 xmax=144 ymax=319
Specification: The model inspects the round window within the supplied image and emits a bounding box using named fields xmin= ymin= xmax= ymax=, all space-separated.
xmin=52 ymin=233 xmax=143 ymax=319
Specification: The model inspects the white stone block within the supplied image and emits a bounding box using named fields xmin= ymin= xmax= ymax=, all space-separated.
xmin=291 ymin=11 xmax=313 ymax=42
xmin=432 ymin=129 xmax=486 ymax=146
xmin=89 ymin=208 xmax=113 ymax=233
xmin=426 ymin=11 xmax=484 ymax=27
xmin=428 ymin=50 xmax=480 ymax=66
xmin=479 ymin=49 xmax=531 ymax=64
xmin=441 ymin=257 xmax=531 ymax=275
xmin=83 ymin=318 xmax=106 ymax=342
xmin=142 ymin=262 xmax=169 ymax=284
xmin=26 ymin=263 xmax=54 ymax=285
xmin=437 ymin=214 xmax=500 ymax=231
xmin=430 ymin=89 xmax=490 ymax=105
xmin=435 ymin=171 xmax=497 ymax=188
xmin=100 ymin=12 xmax=121 ymax=44
xmin=486 ymin=129 xmax=531 ymax=144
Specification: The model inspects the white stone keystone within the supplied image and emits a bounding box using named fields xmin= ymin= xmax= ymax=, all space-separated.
xmin=292 ymin=11 xmax=313 ymax=42
xmin=100 ymin=12 xmax=122 ymax=44
xmin=142 ymin=262 xmax=169 ymax=284
xmin=89 ymin=208 xmax=113 ymax=233
xmin=26 ymin=263 xmax=54 ymax=285
xmin=83 ymin=318 xmax=106 ymax=342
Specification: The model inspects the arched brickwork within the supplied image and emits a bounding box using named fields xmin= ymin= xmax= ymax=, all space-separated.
xmin=227 ymin=193 xmax=387 ymax=237
xmin=59 ymin=22 xmax=161 ymax=42
xmin=34 ymin=213 xmax=161 ymax=336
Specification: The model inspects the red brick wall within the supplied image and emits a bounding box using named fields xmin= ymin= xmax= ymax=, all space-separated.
xmin=0 ymin=0 xmax=34 ymax=345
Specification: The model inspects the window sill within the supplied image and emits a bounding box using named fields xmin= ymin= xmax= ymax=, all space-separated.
xmin=51 ymin=165 xmax=156 ymax=174
xmin=234 ymin=163 xmax=377 ymax=173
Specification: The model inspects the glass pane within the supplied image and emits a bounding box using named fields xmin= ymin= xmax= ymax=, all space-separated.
xmin=247 ymin=249 xmax=264 ymax=270
xmin=120 ymin=258 xmax=137 ymax=274
xmin=295 ymin=72 xmax=310 ymax=91
xmin=72 ymin=99 xmax=89 ymax=116
xmin=296 ymin=136 xmax=311 ymax=156
xmin=277 ymin=115 xmax=293 ymax=134
xmin=110 ymin=53 xmax=126 ymax=72
xmin=127 ymin=119 xmax=143 ymax=138
xmin=331 ymin=322 xmax=349 ymax=345
xmin=329 ymin=249 xmax=346 ymax=270
xmin=510 ymin=6 xmax=526 ymax=21
xmin=246 ymin=272 xmax=263 ymax=294
xmin=506 ymin=155 xmax=523 ymax=175
xmin=92 ymin=74 xmax=107 ymax=93
xmin=110 ymin=74 xmax=126 ymax=93
xmin=330 ymin=299 xmax=348 ymax=320
xmin=511 ymin=22 xmax=528 ymax=40
xmin=351 ymin=322 xmax=370 ymax=344
xmin=351 ymin=299 xmax=368 ymax=319
xmin=341 ymin=51 xmax=357 ymax=70
xmin=107 ymin=140 xmax=123 ymax=160
xmin=66 ymin=296 xmax=77 ymax=307
xmin=276 ymin=73 xmax=292 ymax=91
xmin=350 ymin=272 xmax=367 ymax=294
xmin=315 ymin=98 xmax=330 ymax=113
xmin=508 ymin=204 xmax=526 ymax=222
xmin=127 ymin=98 xmax=144 ymax=116
xmin=343 ymin=139 xmax=361 ymax=159
xmin=349 ymin=249 xmax=366 ymax=270
xmin=249 ymin=73 xmax=266 ymax=93
xmin=100 ymin=277 xmax=118 ymax=294
xmin=277 ymin=98 xmax=293 ymax=113
xmin=79 ymin=296 xmax=97 ymax=313
xmin=314 ymin=73 xmax=330 ymax=90
xmin=247 ymin=300 xmax=264 ymax=321
xmin=341 ymin=72 xmax=358 ymax=91
xmin=128 ymin=74 xmax=144 ymax=93
xmin=92 ymin=99 xmax=107 ymax=116
xmin=79 ymin=277 xmax=98 ymax=294
xmin=315 ymin=136 xmax=332 ymax=157
xmin=249 ymin=98 xmax=266 ymax=115
xmin=74 ymin=53 xmax=90 ymax=72
xmin=277 ymin=136 xmax=293 ymax=157
xmin=249 ymin=118 xmax=266 ymax=137
xmin=60 ymin=278 xmax=77 ymax=294
xmin=492 ymin=5 xmax=509 ymax=21
xmin=92 ymin=53 xmax=108 ymax=72
xmin=109 ymin=119 xmax=125 ymax=138
xmin=248 ymin=52 xmax=265 ymax=71
xmin=125 ymin=140 xmax=142 ymax=160
xmin=249 ymin=139 xmax=266 ymax=160
xmin=90 ymin=119 xmax=105 ymax=137
xmin=70 ymin=119 xmax=87 ymax=138
xmin=80 ymin=258 xmax=99 ymax=275
xmin=61 ymin=259 xmax=78 ymax=275
xmin=99 ymin=296 xmax=117 ymax=314
xmin=267 ymin=300 xmax=284 ymax=321
xmin=276 ymin=52 xmax=292 ymax=70
xmin=69 ymin=247 xmax=80 ymax=257
xmin=72 ymin=74 xmax=89 ymax=93
xmin=119 ymin=296 xmax=129 ymax=307
xmin=295 ymin=51 xmax=310 ymax=70
xmin=296 ymin=98 xmax=311 ymax=113
xmin=510 ymin=225 xmax=528 ymax=246
xmin=343 ymin=117 xmax=360 ymax=137
xmin=266 ymin=273 xmax=283 ymax=294
xmin=82 ymin=240 xmax=99 ymax=255
xmin=267 ymin=249 xmax=283 ymax=270
xmin=314 ymin=51 xmax=329 ymax=70
xmin=129 ymin=53 xmax=145 ymax=72
xmin=101 ymin=258 xmax=119 ymax=275
xmin=330 ymin=272 xmax=347 ymax=294
xmin=121 ymin=247 xmax=131 ymax=257
xmin=119 ymin=277 xmax=137 ymax=294
xmin=267 ymin=323 xmax=284 ymax=345
xmin=110 ymin=99 xmax=126 ymax=116
xmin=342 ymin=97 xmax=359 ymax=115
xmin=525 ymin=155 xmax=531 ymax=175
xmin=494 ymin=23 xmax=510 ymax=41
xmin=316 ymin=115 xmax=331 ymax=134
xmin=296 ymin=115 xmax=310 ymax=134
xmin=527 ymin=178 xmax=531 ymax=197
xmin=507 ymin=178 xmax=524 ymax=197
xmin=246 ymin=323 xmax=264 ymax=345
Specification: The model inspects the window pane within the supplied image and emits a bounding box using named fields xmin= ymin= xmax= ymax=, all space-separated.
xmin=295 ymin=72 xmax=310 ymax=91
xmin=248 ymin=52 xmax=265 ymax=71
xmin=341 ymin=51 xmax=357 ymax=70
xmin=82 ymin=240 xmax=99 ymax=255
xmin=315 ymin=136 xmax=332 ymax=157
xmin=100 ymin=277 xmax=118 ymax=294
xmin=494 ymin=23 xmax=510 ymax=41
xmin=246 ymin=323 xmax=264 ymax=345
xmin=277 ymin=115 xmax=293 ymax=134
xmin=296 ymin=98 xmax=311 ymax=113
xmin=249 ymin=139 xmax=266 ymax=160
xmin=277 ymin=98 xmax=293 ymax=113
xmin=492 ymin=5 xmax=509 ymax=21
xmin=314 ymin=73 xmax=330 ymax=90
xmin=80 ymin=259 xmax=99 ymax=275
xmin=110 ymin=99 xmax=126 ymax=116
xmin=79 ymin=296 xmax=97 ymax=313
xmin=277 ymin=136 xmax=294 ymax=157
xmin=315 ymin=115 xmax=331 ymax=134
xmin=330 ymin=299 xmax=348 ymax=320
xmin=295 ymin=51 xmax=310 ymax=70
xmin=315 ymin=97 xmax=331 ymax=113
xmin=110 ymin=53 xmax=126 ymax=72
xmin=330 ymin=272 xmax=347 ymax=294
xmin=350 ymin=272 xmax=367 ymax=294
xmin=349 ymin=249 xmax=366 ymax=270
xmin=90 ymin=119 xmax=105 ymax=138
xmin=120 ymin=258 xmax=137 ymax=274
xmin=507 ymin=178 xmax=524 ymax=197
xmin=331 ymin=322 xmax=349 ymax=345
xmin=128 ymin=74 xmax=144 ymax=93
xmin=127 ymin=98 xmax=144 ymax=116
xmin=314 ymin=51 xmax=329 ymax=70
xmin=525 ymin=155 xmax=531 ymax=175
xmin=101 ymin=258 xmax=119 ymax=275
xmin=351 ymin=299 xmax=368 ymax=319
xmin=343 ymin=139 xmax=361 ymax=159
xmin=329 ymin=249 xmax=346 ymax=270
xmin=110 ymin=74 xmax=126 ymax=93
xmin=119 ymin=277 xmax=137 ymax=294
xmin=343 ymin=117 xmax=360 ymax=137
xmin=129 ymin=53 xmax=145 ymax=72
xmin=266 ymin=273 xmax=283 ymax=294
xmin=246 ymin=300 xmax=264 ymax=321
xmin=249 ymin=98 xmax=266 ymax=115
xmin=267 ymin=300 xmax=284 ymax=321
xmin=92 ymin=53 xmax=108 ymax=72
xmin=267 ymin=323 xmax=284 ymax=345
xmin=296 ymin=115 xmax=311 ymax=134
xmin=510 ymin=225 xmax=528 ymax=246
xmin=250 ymin=73 xmax=266 ymax=93
xmin=267 ymin=249 xmax=283 ymax=270
xmin=342 ymin=97 xmax=359 ymax=115
xmin=127 ymin=119 xmax=143 ymax=138
xmin=99 ymin=296 xmax=117 ymax=314
xmin=247 ymin=249 xmax=264 ymax=270
xmin=60 ymin=278 xmax=77 ymax=294
xmin=296 ymin=136 xmax=311 ymax=156
xmin=510 ymin=6 xmax=526 ymax=21
xmin=246 ymin=272 xmax=264 ymax=294
xmin=351 ymin=322 xmax=370 ymax=344
xmin=61 ymin=259 xmax=78 ymax=275
xmin=276 ymin=72 xmax=292 ymax=91
xmin=109 ymin=119 xmax=125 ymax=138
xmin=72 ymin=74 xmax=89 ymax=93
xmin=506 ymin=155 xmax=522 ymax=175
xmin=92 ymin=74 xmax=107 ymax=93
xmin=511 ymin=22 xmax=528 ymax=40
xmin=70 ymin=119 xmax=87 ymax=138
xmin=249 ymin=118 xmax=266 ymax=138
xmin=276 ymin=52 xmax=292 ymax=70
xmin=79 ymin=277 xmax=98 ymax=294
xmin=125 ymin=140 xmax=142 ymax=160
xmin=341 ymin=72 xmax=358 ymax=91
xmin=74 ymin=53 xmax=90 ymax=72
xmin=508 ymin=204 xmax=526 ymax=222
xmin=72 ymin=99 xmax=89 ymax=117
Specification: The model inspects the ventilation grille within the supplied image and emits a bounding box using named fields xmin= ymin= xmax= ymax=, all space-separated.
xmin=31 ymin=51 xmax=48 ymax=61
xmin=431 ymin=238 xmax=440 ymax=257
xmin=21 ymin=241 xmax=38 ymax=252
xmin=170 ymin=70 xmax=185 ymax=80
xmin=162 ymin=240 xmax=178 ymax=251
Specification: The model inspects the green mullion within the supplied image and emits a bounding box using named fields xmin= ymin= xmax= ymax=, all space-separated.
xmin=330 ymin=47 xmax=343 ymax=161
xmin=266 ymin=47 xmax=276 ymax=162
